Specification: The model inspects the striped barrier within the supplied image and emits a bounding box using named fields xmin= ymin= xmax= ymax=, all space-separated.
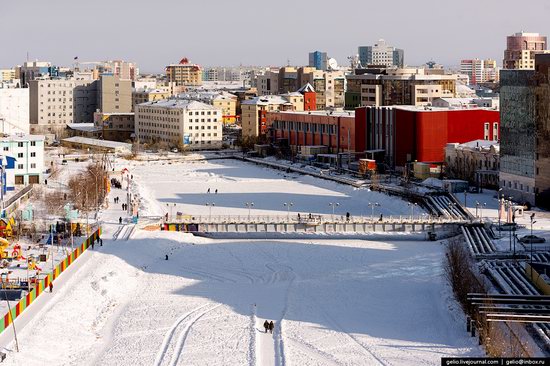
xmin=0 ymin=227 xmax=102 ymax=334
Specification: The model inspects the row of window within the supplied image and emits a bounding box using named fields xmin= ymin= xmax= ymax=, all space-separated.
xmin=271 ymin=120 xmax=337 ymax=134
xmin=501 ymin=180 xmax=536 ymax=194
xmin=3 ymin=141 xmax=38 ymax=148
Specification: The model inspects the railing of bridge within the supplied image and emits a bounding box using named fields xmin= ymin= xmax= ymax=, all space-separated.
xmin=166 ymin=214 xmax=467 ymax=225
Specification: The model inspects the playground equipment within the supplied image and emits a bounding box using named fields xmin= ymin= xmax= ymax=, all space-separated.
xmin=11 ymin=244 xmax=25 ymax=261
xmin=0 ymin=217 xmax=15 ymax=238
xmin=27 ymin=256 xmax=41 ymax=271
xmin=0 ymin=238 xmax=9 ymax=259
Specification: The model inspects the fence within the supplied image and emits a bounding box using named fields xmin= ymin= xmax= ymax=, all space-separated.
xmin=0 ymin=227 xmax=101 ymax=334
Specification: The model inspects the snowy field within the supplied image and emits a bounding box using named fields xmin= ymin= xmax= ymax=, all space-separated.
xmin=129 ymin=159 xmax=426 ymax=220
xmin=0 ymin=158 xmax=481 ymax=365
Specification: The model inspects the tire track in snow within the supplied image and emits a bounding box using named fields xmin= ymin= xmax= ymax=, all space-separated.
xmin=167 ymin=304 xmax=222 ymax=366
xmin=152 ymin=303 xmax=211 ymax=366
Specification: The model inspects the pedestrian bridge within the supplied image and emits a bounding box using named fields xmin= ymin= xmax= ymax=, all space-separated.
xmin=158 ymin=215 xmax=467 ymax=237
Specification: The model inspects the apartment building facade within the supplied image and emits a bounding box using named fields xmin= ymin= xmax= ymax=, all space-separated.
xmin=241 ymin=95 xmax=302 ymax=138
xmin=0 ymin=134 xmax=45 ymax=185
xmin=178 ymin=91 xmax=238 ymax=124
xmin=97 ymin=75 xmax=132 ymax=113
xmin=29 ymin=79 xmax=97 ymax=137
xmin=132 ymin=89 xmax=170 ymax=111
xmin=166 ymin=59 xmax=203 ymax=87
xmin=135 ymin=100 xmax=222 ymax=149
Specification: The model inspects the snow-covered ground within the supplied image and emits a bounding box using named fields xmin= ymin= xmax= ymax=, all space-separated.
xmin=128 ymin=159 xmax=425 ymax=220
xmin=0 ymin=158 xmax=482 ymax=365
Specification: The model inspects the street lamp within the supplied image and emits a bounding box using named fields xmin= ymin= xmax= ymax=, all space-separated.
xmin=283 ymin=202 xmax=293 ymax=221
xmin=245 ymin=202 xmax=254 ymax=220
xmin=166 ymin=203 xmax=176 ymax=221
xmin=329 ymin=202 xmax=340 ymax=221
xmin=408 ymin=202 xmax=417 ymax=220
xmin=368 ymin=202 xmax=380 ymax=221
xmin=206 ymin=202 xmax=215 ymax=221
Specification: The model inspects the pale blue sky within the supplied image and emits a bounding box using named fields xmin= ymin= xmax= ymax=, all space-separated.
xmin=1 ymin=0 xmax=549 ymax=73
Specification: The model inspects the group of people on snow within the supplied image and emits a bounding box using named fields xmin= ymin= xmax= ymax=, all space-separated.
xmin=263 ymin=320 xmax=275 ymax=334
xmin=206 ymin=188 xmax=218 ymax=194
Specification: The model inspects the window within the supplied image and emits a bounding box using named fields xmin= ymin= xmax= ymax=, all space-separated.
xmin=17 ymin=142 xmax=23 ymax=147
xmin=30 ymin=152 xmax=36 ymax=157
xmin=492 ymin=122 xmax=499 ymax=141
xmin=2 ymin=147 xmax=7 ymax=151
xmin=17 ymin=164 xmax=23 ymax=169
xmin=484 ymin=123 xmax=490 ymax=140
xmin=17 ymin=153 xmax=23 ymax=158
xmin=30 ymin=163 xmax=36 ymax=169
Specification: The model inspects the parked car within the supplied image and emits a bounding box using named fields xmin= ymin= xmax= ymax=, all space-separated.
xmin=61 ymin=159 xmax=68 ymax=165
xmin=519 ymin=235 xmax=546 ymax=244
xmin=171 ymin=148 xmax=179 ymax=153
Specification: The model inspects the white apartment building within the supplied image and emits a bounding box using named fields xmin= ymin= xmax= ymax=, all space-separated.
xmin=0 ymin=88 xmax=29 ymax=134
xmin=135 ymin=99 xmax=222 ymax=150
xmin=0 ymin=134 xmax=45 ymax=185
xmin=29 ymin=79 xmax=96 ymax=138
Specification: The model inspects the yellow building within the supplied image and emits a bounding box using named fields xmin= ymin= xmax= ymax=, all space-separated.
xmin=241 ymin=95 xmax=297 ymax=138
xmin=178 ymin=91 xmax=238 ymax=125
xmin=166 ymin=59 xmax=202 ymax=87
xmin=132 ymin=89 xmax=170 ymax=111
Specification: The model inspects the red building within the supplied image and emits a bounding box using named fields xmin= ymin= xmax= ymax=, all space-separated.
xmin=298 ymin=83 xmax=317 ymax=111
xmin=267 ymin=110 xmax=361 ymax=152
xmin=356 ymin=106 xmax=500 ymax=167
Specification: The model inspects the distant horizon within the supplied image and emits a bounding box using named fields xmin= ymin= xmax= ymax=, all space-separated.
xmin=2 ymin=0 xmax=549 ymax=73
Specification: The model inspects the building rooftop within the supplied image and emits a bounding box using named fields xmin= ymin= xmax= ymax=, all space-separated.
xmin=0 ymin=133 xmax=45 ymax=142
xmin=388 ymin=105 xmax=498 ymax=113
xmin=241 ymin=95 xmax=293 ymax=106
xmin=62 ymin=136 xmax=132 ymax=150
xmin=66 ymin=123 xmax=100 ymax=132
xmin=138 ymin=99 xmax=219 ymax=111
xmin=274 ymin=110 xmax=355 ymax=118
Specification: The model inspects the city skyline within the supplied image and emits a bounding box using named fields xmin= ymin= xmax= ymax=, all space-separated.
xmin=2 ymin=0 xmax=550 ymax=73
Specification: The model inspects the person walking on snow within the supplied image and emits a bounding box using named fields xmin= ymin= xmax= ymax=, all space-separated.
xmin=269 ymin=321 xmax=274 ymax=334
xmin=207 ymin=188 xmax=210 ymax=194
xmin=119 ymin=217 xmax=123 ymax=224
xmin=49 ymin=283 xmax=53 ymax=293
xmin=263 ymin=320 xmax=269 ymax=333
xmin=215 ymin=189 xmax=218 ymax=194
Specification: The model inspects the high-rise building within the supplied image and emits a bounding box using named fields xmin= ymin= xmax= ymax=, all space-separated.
xmin=503 ymin=32 xmax=547 ymax=69
xmin=499 ymin=53 xmax=550 ymax=208
xmin=309 ymin=51 xmax=328 ymax=71
xmin=166 ymin=58 xmax=203 ymax=89
xmin=97 ymin=75 xmax=132 ymax=113
xmin=17 ymin=61 xmax=63 ymax=87
xmin=460 ymin=59 xmax=500 ymax=85
xmin=358 ymin=40 xmax=404 ymax=68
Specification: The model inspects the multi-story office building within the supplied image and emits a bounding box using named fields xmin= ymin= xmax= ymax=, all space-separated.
xmin=503 ymin=32 xmax=547 ymax=70
xmin=0 ymin=134 xmax=45 ymax=184
xmin=178 ymin=91 xmax=238 ymax=124
xmin=132 ymin=88 xmax=170 ymax=111
xmin=29 ymin=79 xmax=96 ymax=137
xmin=345 ymin=68 xmax=457 ymax=109
xmin=166 ymin=58 xmax=203 ymax=88
xmin=309 ymin=51 xmax=328 ymax=71
xmin=135 ymin=100 xmax=222 ymax=149
xmin=97 ymin=75 xmax=132 ymax=113
xmin=499 ymin=54 xmax=550 ymax=208
xmin=75 ymin=60 xmax=139 ymax=81
xmin=358 ymin=40 xmax=404 ymax=68
xmin=94 ymin=112 xmax=135 ymax=142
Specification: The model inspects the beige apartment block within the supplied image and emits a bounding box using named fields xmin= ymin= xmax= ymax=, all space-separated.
xmin=98 ymin=75 xmax=132 ymax=113
xmin=29 ymin=79 xmax=96 ymax=138
xmin=178 ymin=91 xmax=238 ymax=124
xmin=136 ymin=100 xmax=222 ymax=149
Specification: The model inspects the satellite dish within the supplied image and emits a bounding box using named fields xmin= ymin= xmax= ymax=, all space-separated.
xmin=328 ymin=58 xmax=339 ymax=70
